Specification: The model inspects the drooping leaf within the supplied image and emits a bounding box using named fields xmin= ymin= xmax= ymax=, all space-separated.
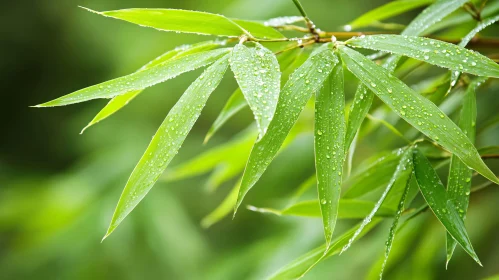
xmin=346 ymin=35 xmax=499 ymax=78
xmin=450 ymin=14 xmax=499 ymax=88
xmin=263 ymin=16 xmax=304 ymax=27
xmin=103 ymin=55 xmax=230 ymax=239
xmin=346 ymin=0 xmax=434 ymax=30
xmin=201 ymin=182 xmax=239 ymax=228
xmin=36 ymin=48 xmax=230 ymax=107
xmin=230 ymin=43 xmax=281 ymax=139
xmin=341 ymin=147 xmax=413 ymax=254
xmin=314 ymin=60 xmax=345 ymax=245
xmin=446 ymin=79 xmax=481 ymax=265
xmin=248 ymin=199 xmax=394 ymax=218
xmin=338 ymin=45 xmax=499 ymax=184
xmin=345 ymin=84 xmax=374 ymax=150
xmin=345 ymin=0 xmax=470 ymax=151
xmin=413 ymin=149 xmax=481 ymax=265
xmin=234 ymin=45 xmax=339 ymax=214
xmin=268 ymin=219 xmax=382 ymax=280
xmin=162 ymin=127 xmax=256 ymax=182
xmin=205 ymin=48 xmax=301 ymax=142
xmin=81 ymin=7 xmax=284 ymax=38
xmin=81 ymin=41 xmax=225 ymax=133
xmin=380 ymin=171 xmax=413 ymax=279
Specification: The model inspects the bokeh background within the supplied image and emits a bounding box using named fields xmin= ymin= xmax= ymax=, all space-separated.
xmin=1 ymin=0 xmax=499 ymax=279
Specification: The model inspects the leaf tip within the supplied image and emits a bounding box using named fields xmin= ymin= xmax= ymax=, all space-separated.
xmin=78 ymin=6 xmax=103 ymax=15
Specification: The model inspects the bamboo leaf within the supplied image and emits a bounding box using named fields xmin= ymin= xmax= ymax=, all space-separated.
xmin=450 ymin=14 xmax=499 ymax=88
xmin=230 ymin=43 xmax=281 ymax=139
xmin=248 ymin=199 xmax=395 ymax=218
xmin=314 ymin=61 xmax=345 ymax=245
xmin=35 ymin=48 xmax=230 ymax=107
xmin=413 ymin=149 xmax=481 ymax=265
xmin=402 ymin=0 xmax=469 ymax=35
xmin=446 ymin=79 xmax=481 ymax=265
xmin=234 ymin=45 xmax=339 ymax=215
xmin=82 ymin=7 xmax=284 ymax=39
xmin=346 ymin=35 xmax=499 ymax=78
xmin=205 ymin=48 xmax=301 ymax=142
xmin=347 ymin=0 xmax=434 ymax=30
xmin=345 ymin=84 xmax=374 ymax=150
xmin=338 ymin=45 xmax=499 ymax=184
xmin=81 ymin=41 xmax=224 ymax=133
xmin=380 ymin=171 xmax=413 ymax=279
xmin=268 ymin=219 xmax=382 ymax=280
xmin=103 ymin=55 xmax=229 ymax=239
xmin=341 ymin=147 xmax=414 ymax=254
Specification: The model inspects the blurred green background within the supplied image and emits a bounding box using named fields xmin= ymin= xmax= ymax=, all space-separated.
xmin=1 ymin=0 xmax=498 ymax=279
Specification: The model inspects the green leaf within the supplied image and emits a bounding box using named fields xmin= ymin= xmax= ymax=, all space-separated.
xmin=103 ymin=55 xmax=229 ymax=239
xmin=82 ymin=7 xmax=284 ymax=39
xmin=248 ymin=199 xmax=395 ymax=218
xmin=162 ymin=127 xmax=256 ymax=182
xmin=343 ymin=149 xmax=403 ymax=199
xmin=314 ymin=61 xmax=345 ymax=245
xmin=402 ymin=0 xmax=469 ymax=36
xmin=446 ymin=79 xmax=480 ymax=265
xmin=341 ymin=147 xmax=413 ymax=254
xmin=338 ymin=45 xmax=499 ymax=185
xmin=287 ymin=175 xmax=316 ymax=206
xmin=268 ymin=219 xmax=382 ymax=280
xmin=205 ymin=48 xmax=302 ymax=142
xmin=234 ymin=45 xmax=339 ymax=214
xmin=346 ymin=35 xmax=499 ymax=78
xmin=347 ymin=0 xmax=434 ymax=30
xmin=230 ymin=43 xmax=281 ymax=139
xmin=380 ymin=171 xmax=413 ymax=279
xmin=35 ymin=48 xmax=230 ymax=107
xmin=450 ymin=14 xmax=499 ymax=87
xmin=201 ymin=182 xmax=239 ymax=228
xmin=413 ymin=149 xmax=481 ymax=265
xmin=81 ymin=40 xmax=225 ymax=133
xmin=345 ymin=84 xmax=374 ymax=150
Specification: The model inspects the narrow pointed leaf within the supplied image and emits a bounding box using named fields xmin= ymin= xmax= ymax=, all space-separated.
xmin=341 ymin=147 xmax=413 ymax=254
xmin=339 ymin=45 xmax=498 ymax=184
xmin=413 ymin=149 xmax=481 ymax=265
xmin=36 ymin=48 xmax=230 ymax=107
xmin=347 ymin=0 xmax=433 ymax=29
xmin=104 ymin=55 xmax=229 ymax=238
xmin=248 ymin=199 xmax=394 ymax=218
xmin=314 ymin=61 xmax=345 ymax=245
xmin=205 ymin=48 xmax=301 ymax=142
xmin=450 ymin=14 xmax=499 ymax=88
xmin=345 ymin=84 xmax=373 ymax=150
xmin=233 ymin=45 xmax=338 ymax=214
xmin=380 ymin=172 xmax=412 ymax=279
xmin=269 ymin=219 xmax=382 ymax=280
xmin=81 ymin=41 xmax=224 ymax=132
xmin=345 ymin=0 xmax=469 ymax=150
xmin=83 ymin=7 xmax=284 ymax=38
xmin=446 ymin=79 xmax=480 ymax=265
xmin=402 ymin=0 xmax=469 ymax=35
xmin=230 ymin=43 xmax=281 ymax=138
xmin=346 ymin=35 xmax=499 ymax=78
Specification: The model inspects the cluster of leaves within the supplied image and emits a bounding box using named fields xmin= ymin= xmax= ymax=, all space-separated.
xmin=36 ymin=0 xmax=499 ymax=278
